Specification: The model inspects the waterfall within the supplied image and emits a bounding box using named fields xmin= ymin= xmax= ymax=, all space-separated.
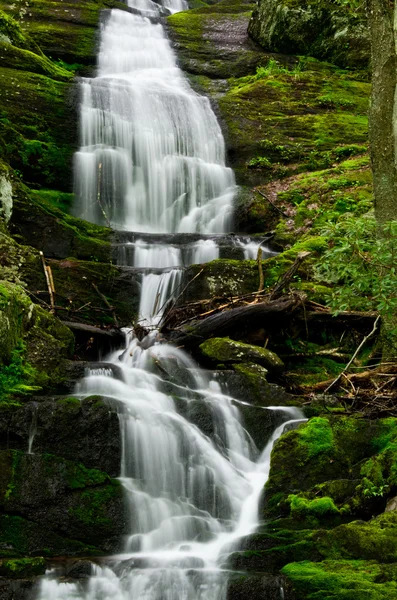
xmin=37 ymin=1 xmax=302 ymax=598
xmin=73 ymin=2 xmax=235 ymax=234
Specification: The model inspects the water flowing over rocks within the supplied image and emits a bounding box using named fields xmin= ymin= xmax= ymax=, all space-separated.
xmin=1 ymin=0 xmax=394 ymax=597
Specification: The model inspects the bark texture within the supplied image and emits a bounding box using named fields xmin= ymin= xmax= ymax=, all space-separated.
xmin=367 ymin=0 xmax=397 ymax=224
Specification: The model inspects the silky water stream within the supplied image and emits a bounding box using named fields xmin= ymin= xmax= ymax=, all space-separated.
xmin=37 ymin=1 xmax=303 ymax=598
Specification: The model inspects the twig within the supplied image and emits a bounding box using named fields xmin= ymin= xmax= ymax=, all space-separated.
xmin=269 ymin=251 xmax=311 ymax=300
xmin=325 ymin=315 xmax=381 ymax=392
xmin=252 ymin=187 xmax=290 ymax=218
xmin=159 ymin=269 xmax=204 ymax=330
xmin=92 ymin=283 xmax=119 ymax=327
xmin=257 ymin=246 xmax=264 ymax=296
xmin=39 ymin=251 xmax=55 ymax=314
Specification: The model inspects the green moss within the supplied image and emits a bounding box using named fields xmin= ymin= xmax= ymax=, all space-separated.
xmin=0 ymin=514 xmax=101 ymax=557
xmin=0 ymin=41 xmax=72 ymax=80
xmin=288 ymin=495 xmax=340 ymax=519
xmin=316 ymin=512 xmax=397 ymax=564
xmin=0 ymin=557 xmax=46 ymax=578
xmin=199 ymin=337 xmax=284 ymax=372
xmin=298 ymin=418 xmax=334 ymax=458
xmin=68 ymin=483 xmax=121 ymax=527
xmin=282 ymin=560 xmax=397 ymax=599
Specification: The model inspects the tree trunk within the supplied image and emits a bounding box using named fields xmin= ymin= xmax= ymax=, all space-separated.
xmin=367 ymin=0 xmax=397 ymax=225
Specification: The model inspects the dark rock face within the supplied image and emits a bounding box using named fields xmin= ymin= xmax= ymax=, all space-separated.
xmin=0 ymin=579 xmax=36 ymax=600
xmin=0 ymin=396 xmax=121 ymax=477
xmin=227 ymin=573 xmax=295 ymax=600
xmin=0 ymin=449 xmax=126 ymax=553
xmin=248 ymin=0 xmax=369 ymax=69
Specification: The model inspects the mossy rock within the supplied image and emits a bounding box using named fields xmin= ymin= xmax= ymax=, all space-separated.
xmin=217 ymin=60 xmax=369 ymax=191
xmin=0 ymin=514 xmax=100 ymax=558
xmin=228 ymin=528 xmax=321 ymax=573
xmin=0 ymin=278 xmax=75 ymax=402
xmin=167 ymin=0 xmax=267 ymax=79
xmin=0 ymin=280 xmax=33 ymax=363
xmin=0 ymin=450 xmax=125 ymax=552
xmin=248 ymin=0 xmax=369 ymax=69
xmin=10 ymin=182 xmax=112 ymax=262
xmin=315 ymin=511 xmax=397 ymax=564
xmin=0 ymin=394 xmax=121 ymax=477
xmin=200 ymin=337 xmax=284 ymax=373
xmin=181 ymin=259 xmax=260 ymax=302
xmin=264 ymin=416 xmax=385 ymax=522
xmin=282 ymin=559 xmax=397 ymax=599
xmin=0 ymin=556 xmax=46 ymax=578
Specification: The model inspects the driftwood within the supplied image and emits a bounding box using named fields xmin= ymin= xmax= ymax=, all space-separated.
xmin=170 ymin=294 xmax=301 ymax=348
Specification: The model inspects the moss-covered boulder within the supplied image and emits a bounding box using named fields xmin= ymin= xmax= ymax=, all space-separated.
xmin=0 ymin=557 xmax=46 ymax=578
xmin=0 ymin=396 xmax=121 ymax=477
xmin=200 ymin=337 xmax=284 ymax=373
xmin=248 ymin=0 xmax=369 ymax=69
xmin=181 ymin=258 xmax=260 ymax=302
xmin=9 ymin=183 xmax=112 ymax=262
xmin=0 ymin=450 xmax=125 ymax=554
xmin=0 ymin=280 xmax=74 ymax=403
xmin=264 ymin=416 xmax=397 ymax=524
xmin=282 ymin=559 xmax=397 ymax=599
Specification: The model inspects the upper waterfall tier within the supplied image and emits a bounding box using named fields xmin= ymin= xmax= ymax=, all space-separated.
xmin=73 ymin=6 xmax=236 ymax=234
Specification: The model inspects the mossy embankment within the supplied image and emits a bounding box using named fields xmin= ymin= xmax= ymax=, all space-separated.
xmin=167 ymin=1 xmax=370 ymax=232
xmin=227 ymin=416 xmax=397 ymax=599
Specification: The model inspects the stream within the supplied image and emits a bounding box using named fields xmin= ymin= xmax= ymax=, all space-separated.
xmin=36 ymin=1 xmax=303 ymax=598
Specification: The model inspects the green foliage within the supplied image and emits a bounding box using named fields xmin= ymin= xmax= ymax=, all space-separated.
xmin=314 ymin=216 xmax=397 ymax=335
xmin=0 ymin=342 xmax=40 ymax=405
xmin=247 ymin=156 xmax=272 ymax=169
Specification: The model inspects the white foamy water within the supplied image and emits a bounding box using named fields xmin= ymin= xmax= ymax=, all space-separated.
xmin=38 ymin=333 xmax=303 ymax=600
xmin=73 ymin=0 xmax=235 ymax=233
xmin=36 ymin=1 xmax=300 ymax=598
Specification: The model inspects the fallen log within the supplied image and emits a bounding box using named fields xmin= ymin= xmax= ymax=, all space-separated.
xmin=169 ymin=294 xmax=301 ymax=348
xmin=62 ymin=321 xmax=125 ymax=360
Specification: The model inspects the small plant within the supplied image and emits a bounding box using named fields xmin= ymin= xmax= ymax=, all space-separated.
xmin=362 ymin=479 xmax=389 ymax=498
xmin=314 ymin=216 xmax=397 ymax=338
xmin=247 ymin=156 xmax=272 ymax=169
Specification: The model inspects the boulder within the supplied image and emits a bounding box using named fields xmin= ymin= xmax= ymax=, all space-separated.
xmin=199 ymin=337 xmax=285 ymax=374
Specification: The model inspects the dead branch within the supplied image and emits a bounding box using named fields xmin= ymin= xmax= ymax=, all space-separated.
xmin=40 ymin=251 xmax=55 ymax=314
xmin=252 ymin=187 xmax=290 ymax=218
xmin=325 ymin=315 xmax=381 ymax=392
xmin=269 ymin=251 xmax=311 ymax=301
xmin=92 ymin=283 xmax=119 ymax=327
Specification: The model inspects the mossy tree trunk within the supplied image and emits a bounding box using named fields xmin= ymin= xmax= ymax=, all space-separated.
xmin=367 ymin=0 xmax=397 ymax=225
xmin=367 ymin=0 xmax=397 ymax=357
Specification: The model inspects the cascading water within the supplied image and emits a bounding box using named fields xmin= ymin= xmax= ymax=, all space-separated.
xmin=37 ymin=1 xmax=303 ymax=598
xmin=73 ymin=0 xmax=235 ymax=234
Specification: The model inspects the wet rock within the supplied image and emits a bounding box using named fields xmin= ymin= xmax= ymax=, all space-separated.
xmin=0 ymin=579 xmax=36 ymax=600
xmin=227 ymin=573 xmax=295 ymax=600
xmin=220 ymin=364 xmax=294 ymax=406
xmin=0 ymin=396 xmax=121 ymax=477
xmin=0 ymin=450 xmax=126 ymax=553
xmin=167 ymin=0 xmax=269 ymax=79
xmin=199 ymin=337 xmax=285 ymax=374
xmin=65 ymin=560 xmax=94 ymax=579
xmin=248 ymin=0 xmax=369 ymax=69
